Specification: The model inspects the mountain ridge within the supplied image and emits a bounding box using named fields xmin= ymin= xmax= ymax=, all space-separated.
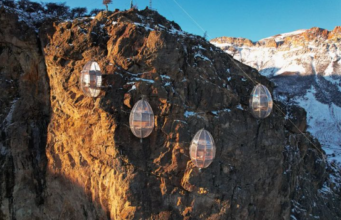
xmin=211 ymin=26 xmax=341 ymax=47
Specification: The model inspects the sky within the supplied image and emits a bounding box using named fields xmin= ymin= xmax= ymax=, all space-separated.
xmin=37 ymin=0 xmax=341 ymax=42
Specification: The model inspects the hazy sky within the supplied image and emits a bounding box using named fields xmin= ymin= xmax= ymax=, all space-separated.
xmin=37 ymin=0 xmax=341 ymax=41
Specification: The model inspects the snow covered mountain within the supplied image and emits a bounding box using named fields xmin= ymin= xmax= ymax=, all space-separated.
xmin=211 ymin=27 xmax=341 ymax=163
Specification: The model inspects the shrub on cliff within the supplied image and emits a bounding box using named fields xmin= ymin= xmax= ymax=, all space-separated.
xmin=71 ymin=7 xmax=87 ymax=19
xmin=45 ymin=2 xmax=70 ymax=17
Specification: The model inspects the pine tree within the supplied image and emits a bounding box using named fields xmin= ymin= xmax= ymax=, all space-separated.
xmin=103 ymin=0 xmax=112 ymax=12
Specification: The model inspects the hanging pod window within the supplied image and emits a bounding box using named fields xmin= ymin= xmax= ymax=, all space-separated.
xmin=80 ymin=61 xmax=102 ymax=97
xmin=249 ymin=84 xmax=273 ymax=119
xmin=190 ymin=129 xmax=216 ymax=168
xmin=129 ymin=99 xmax=155 ymax=138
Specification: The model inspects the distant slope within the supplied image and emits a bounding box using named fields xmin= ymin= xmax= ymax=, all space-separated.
xmin=211 ymin=27 xmax=341 ymax=163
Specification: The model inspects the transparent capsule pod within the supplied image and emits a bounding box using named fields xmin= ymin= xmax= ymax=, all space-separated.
xmin=189 ymin=129 xmax=216 ymax=168
xmin=129 ymin=99 xmax=155 ymax=139
xmin=249 ymin=84 xmax=273 ymax=119
xmin=80 ymin=61 xmax=102 ymax=97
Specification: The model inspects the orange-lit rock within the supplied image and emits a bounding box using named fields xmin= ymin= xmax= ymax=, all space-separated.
xmin=0 ymin=5 xmax=340 ymax=220
xmin=328 ymin=26 xmax=341 ymax=40
xmin=257 ymin=38 xmax=278 ymax=48
xmin=210 ymin=36 xmax=254 ymax=47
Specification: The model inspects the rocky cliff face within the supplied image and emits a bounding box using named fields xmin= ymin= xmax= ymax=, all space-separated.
xmin=211 ymin=27 xmax=341 ymax=165
xmin=0 ymin=6 xmax=50 ymax=219
xmin=0 ymin=5 xmax=341 ymax=220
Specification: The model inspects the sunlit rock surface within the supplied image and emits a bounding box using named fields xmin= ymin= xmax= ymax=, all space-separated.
xmin=0 ymin=5 xmax=340 ymax=220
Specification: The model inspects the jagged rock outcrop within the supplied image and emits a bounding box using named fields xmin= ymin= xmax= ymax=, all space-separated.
xmin=0 ymin=5 xmax=340 ymax=220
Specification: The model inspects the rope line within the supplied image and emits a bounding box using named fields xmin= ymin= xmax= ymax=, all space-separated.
xmin=227 ymin=56 xmax=259 ymax=85
xmin=171 ymin=0 xmax=206 ymax=34
xmin=275 ymin=104 xmax=326 ymax=161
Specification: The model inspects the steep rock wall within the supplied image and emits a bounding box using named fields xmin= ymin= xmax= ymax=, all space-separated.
xmin=0 ymin=7 xmax=340 ymax=220
xmin=0 ymin=8 xmax=50 ymax=219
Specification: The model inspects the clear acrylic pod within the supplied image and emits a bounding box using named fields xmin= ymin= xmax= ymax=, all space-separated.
xmin=249 ymin=84 xmax=273 ymax=119
xmin=80 ymin=61 xmax=102 ymax=97
xmin=129 ymin=99 xmax=154 ymax=139
xmin=189 ymin=129 xmax=216 ymax=168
